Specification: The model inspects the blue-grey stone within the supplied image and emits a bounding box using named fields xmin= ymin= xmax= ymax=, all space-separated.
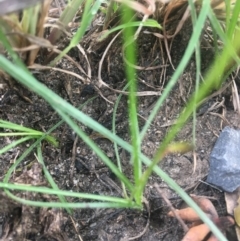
xmin=207 ymin=126 xmax=240 ymax=192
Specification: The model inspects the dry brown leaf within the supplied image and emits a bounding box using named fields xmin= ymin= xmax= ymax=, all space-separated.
xmin=181 ymin=223 xmax=210 ymax=241
xmin=168 ymin=196 xmax=218 ymax=223
xmin=206 ymin=235 xmax=218 ymax=241
xmin=181 ymin=216 xmax=234 ymax=241
xmin=191 ymin=195 xmax=218 ymax=219
xmin=168 ymin=207 xmax=204 ymax=222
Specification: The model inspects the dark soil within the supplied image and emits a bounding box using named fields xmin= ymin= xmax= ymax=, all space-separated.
xmin=0 ymin=13 xmax=239 ymax=241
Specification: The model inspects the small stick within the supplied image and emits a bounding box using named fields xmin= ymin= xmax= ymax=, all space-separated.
xmin=154 ymin=183 xmax=189 ymax=233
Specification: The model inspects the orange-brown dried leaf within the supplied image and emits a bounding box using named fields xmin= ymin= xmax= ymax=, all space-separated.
xmin=168 ymin=207 xmax=202 ymax=222
xmin=191 ymin=196 xmax=218 ymax=219
xmin=181 ymin=216 xmax=235 ymax=241
xmin=181 ymin=223 xmax=210 ymax=241
xmin=206 ymin=234 xmax=219 ymax=241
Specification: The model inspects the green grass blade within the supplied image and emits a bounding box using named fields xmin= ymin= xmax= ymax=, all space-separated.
xmin=0 ymin=182 xmax=139 ymax=209
xmin=0 ymin=136 xmax=33 ymax=155
xmin=0 ymin=119 xmax=43 ymax=132
xmin=1 ymin=192 xmax=137 ymax=209
xmin=0 ymin=182 xmax=131 ymax=203
xmin=208 ymin=8 xmax=240 ymax=64
xmin=224 ymin=0 xmax=231 ymax=31
xmin=226 ymin=0 xmax=240 ymax=38
xmin=0 ymin=119 xmax=58 ymax=146
xmin=188 ymin=0 xmax=201 ymax=148
xmin=100 ymin=19 xmax=161 ymax=41
xmin=112 ymin=84 xmax=130 ymax=198
xmin=121 ymin=6 xmax=141 ymax=201
xmin=3 ymin=119 xmax=66 ymax=184
xmin=50 ymin=0 xmax=102 ymax=66
xmin=4 ymin=196 xmax=137 ymax=209
xmin=36 ymin=145 xmax=72 ymax=214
